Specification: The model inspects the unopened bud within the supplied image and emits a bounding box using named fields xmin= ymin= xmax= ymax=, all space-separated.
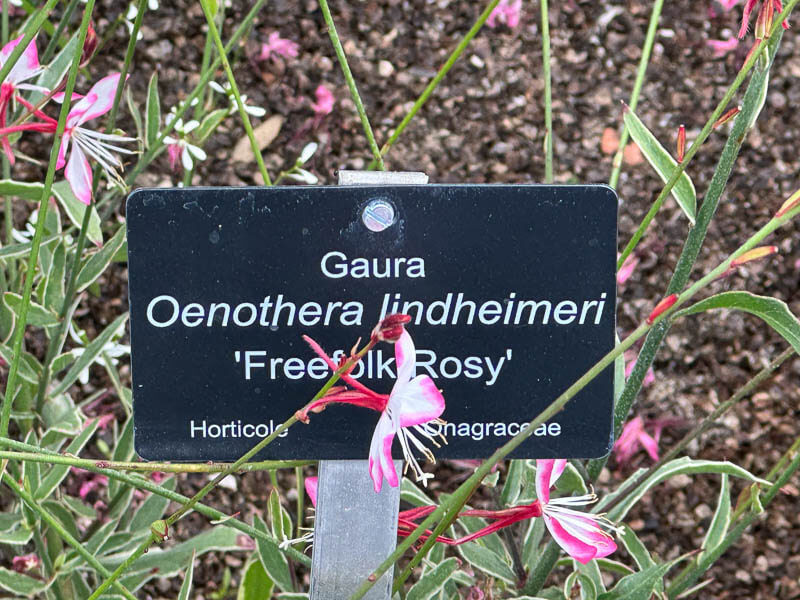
xmin=775 ymin=189 xmax=800 ymax=217
xmin=646 ymin=294 xmax=678 ymax=325
xmin=80 ymin=22 xmax=98 ymax=68
xmin=676 ymin=125 xmax=686 ymax=163
xmin=731 ymin=245 xmax=778 ymax=267
xmin=371 ymin=313 xmax=412 ymax=343
xmin=713 ymin=106 xmax=741 ymax=129
xmin=755 ymin=0 xmax=774 ymax=39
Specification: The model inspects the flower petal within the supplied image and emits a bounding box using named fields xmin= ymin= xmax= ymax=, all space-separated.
xmin=544 ymin=514 xmax=605 ymax=564
xmin=5 ymin=35 xmax=40 ymax=85
xmin=56 ymin=132 xmax=70 ymax=170
xmin=368 ymin=412 xmax=397 ymax=492
xmin=392 ymin=330 xmax=416 ymax=385
xmin=65 ymin=143 xmax=92 ymax=204
xmin=305 ymin=476 xmax=318 ymax=508
xmin=393 ymin=375 xmax=445 ymax=428
xmin=535 ymin=459 xmax=568 ymax=504
xmin=71 ymin=73 xmax=124 ymax=125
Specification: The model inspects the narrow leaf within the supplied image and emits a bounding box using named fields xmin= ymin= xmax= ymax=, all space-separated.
xmin=675 ymin=291 xmax=800 ymax=353
xmin=618 ymin=526 xmax=657 ymax=571
xmin=457 ymin=542 xmax=516 ymax=584
xmin=237 ymin=557 xmax=274 ymax=600
xmin=623 ymin=106 xmax=696 ymax=224
xmin=407 ymin=557 xmax=460 ymax=600
xmin=597 ymin=556 xmax=684 ymax=600
xmin=35 ymin=418 xmax=99 ymax=500
xmin=52 ymin=180 xmax=103 ymax=246
xmin=699 ymin=474 xmax=731 ymax=561
xmin=177 ymin=551 xmax=196 ymax=600
xmin=146 ymin=72 xmax=161 ymax=149
xmin=76 ymin=225 xmax=127 ymax=292
xmin=254 ymin=515 xmax=294 ymax=592
xmin=3 ymin=292 xmax=59 ymax=326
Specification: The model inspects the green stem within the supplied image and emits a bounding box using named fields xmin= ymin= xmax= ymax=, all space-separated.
xmin=587 ymin=27 xmax=785 ymax=481
xmin=120 ymin=0 xmax=267 ymax=189
xmin=198 ymin=0 xmax=272 ymax=185
xmin=0 ymin=0 xmax=91 ymax=440
xmin=41 ymin=0 xmax=82 ymax=63
xmin=616 ymin=1 xmax=797 ymax=270
xmin=89 ymin=339 xmax=375 ymax=598
xmin=317 ymin=0 xmax=384 ymax=170
xmin=367 ymin=0 xmax=500 ymax=169
xmin=3 ymin=473 xmax=137 ymax=600
xmin=666 ymin=437 xmax=800 ymax=597
xmin=351 ymin=201 xmax=800 ymax=599
xmin=35 ymin=0 xmax=145 ymax=414
xmin=600 ymin=347 xmax=795 ymax=516
xmin=608 ymin=0 xmax=664 ymax=189
xmin=540 ymin=0 xmax=553 ymax=183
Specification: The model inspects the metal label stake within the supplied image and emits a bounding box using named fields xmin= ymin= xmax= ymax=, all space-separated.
xmin=309 ymin=170 xmax=428 ymax=600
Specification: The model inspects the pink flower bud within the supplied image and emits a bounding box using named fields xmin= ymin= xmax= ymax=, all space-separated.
xmin=11 ymin=554 xmax=40 ymax=573
xmin=80 ymin=22 xmax=98 ymax=68
xmin=371 ymin=313 xmax=412 ymax=343
xmin=676 ymin=125 xmax=686 ymax=163
xmin=714 ymin=106 xmax=741 ymax=128
xmin=776 ymin=189 xmax=800 ymax=217
xmin=731 ymin=245 xmax=778 ymax=266
xmin=646 ymin=294 xmax=678 ymax=324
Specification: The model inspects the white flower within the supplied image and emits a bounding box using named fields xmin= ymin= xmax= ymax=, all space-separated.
xmin=209 ymin=81 xmax=266 ymax=117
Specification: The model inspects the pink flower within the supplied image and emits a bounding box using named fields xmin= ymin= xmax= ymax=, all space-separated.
xmin=310 ymin=84 xmax=335 ymax=117
xmin=536 ymin=459 xmax=618 ymax=564
xmin=260 ymin=32 xmax=299 ymax=61
xmin=487 ymin=0 xmax=522 ymax=28
xmin=368 ymin=331 xmax=445 ymax=491
xmin=616 ymin=254 xmax=639 ymax=285
xmin=11 ymin=553 xmax=40 ymax=573
xmin=738 ymin=0 xmax=789 ymax=39
xmin=707 ymin=37 xmax=740 ymax=57
xmin=56 ymin=73 xmax=136 ymax=204
xmin=614 ymin=416 xmax=660 ymax=464
xmin=77 ymin=472 xmax=108 ymax=499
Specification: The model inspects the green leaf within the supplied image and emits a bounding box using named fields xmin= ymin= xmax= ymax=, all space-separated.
xmin=29 ymin=31 xmax=79 ymax=105
xmin=51 ymin=312 xmax=128 ymax=396
xmin=0 ymin=525 xmax=33 ymax=545
xmin=699 ymin=474 xmax=731 ymax=562
xmin=4 ymin=292 xmax=59 ymax=326
xmin=42 ymin=241 xmax=66 ymax=312
xmin=555 ymin=462 xmax=588 ymax=496
xmin=146 ymin=72 xmax=161 ymax=149
xmin=457 ymin=542 xmax=516 ymax=584
xmin=268 ymin=488 xmax=292 ymax=542
xmin=41 ymin=394 xmax=82 ymax=435
xmin=0 ymin=235 xmax=59 ymax=261
xmin=597 ymin=556 xmax=684 ymax=600
xmin=177 ymin=551 xmax=196 ymax=600
xmin=76 ymin=225 xmax=127 ymax=292
xmin=0 ymin=344 xmax=41 ymax=383
xmin=52 ymin=180 xmax=103 ymax=246
xmin=254 ymin=515 xmax=294 ymax=592
xmin=602 ymin=458 xmax=769 ymax=521
xmin=237 ymin=556 xmax=274 ymax=600
xmin=197 ymin=108 xmax=229 ymax=143
xmin=0 ymin=566 xmax=50 ymax=596
xmin=623 ymin=106 xmax=696 ymax=224
xmin=401 ymin=477 xmax=435 ymax=506
xmin=407 ymin=557 xmax=460 ymax=600
xmin=35 ymin=418 xmax=99 ymax=500
xmin=127 ymin=86 xmax=144 ymax=144
xmin=618 ymin=526 xmax=657 ymax=571
xmin=674 ymin=291 xmax=800 ymax=354
xmin=109 ymin=417 xmax=135 ymax=497
xmin=501 ymin=459 xmax=526 ymax=506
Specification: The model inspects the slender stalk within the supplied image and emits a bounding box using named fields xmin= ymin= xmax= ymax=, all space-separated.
xmin=600 ymin=347 xmax=795 ymax=515
xmin=1 ymin=0 xmax=10 ymax=255
xmin=666 ymin=439 xmax=800 ymax=597
xmin=120 ymin=0 xmax=267 ymax=189
xmin=608 ymin=0 xmax=664 ymax=189
xmin=3 ymin=473 xmax=137 ymax=600
xmin=88 ymin=340 xmax=375 ymax=598
xmin=198 ymin=0 xmax=272 ymax=185
xmin=540 ymin=0 xmax=553 ymax=182
xmin=616 ymin=0 xmax=798 ymax=270
xmin=588 ymin=27 xmax=785 ymax=481
xmin=317 ymin=0 xmax=384 ymax=170
xmin=35 ymin=0 xmax=146 ymax=413
xmin=351 ymin=202 xmax=800 ymax=599
xmin=367 ymin=0 xmax=500 ymax=169
xmin=0 ymin=0 xmax=91 ymax=440
xmin=41 ymin=0 xmax=82 ymax=63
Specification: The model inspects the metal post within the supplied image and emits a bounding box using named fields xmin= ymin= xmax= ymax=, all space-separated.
xmin=309 ymin=170 xmax=428 ymax=600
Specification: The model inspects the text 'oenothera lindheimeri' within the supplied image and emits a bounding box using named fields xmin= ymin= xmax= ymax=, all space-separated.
xmin=296 ymin=314 xmax=446 ymax=492
xmin=0 ymin=36 xmax=135 ymax=204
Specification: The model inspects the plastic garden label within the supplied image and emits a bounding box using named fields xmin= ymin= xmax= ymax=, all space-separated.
xmin=126 ymin=185 xmax=617 ymax=461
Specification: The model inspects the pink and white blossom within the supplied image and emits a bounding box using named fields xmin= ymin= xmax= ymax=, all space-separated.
xmin=368 ymin=331 xmax=445 ymax=491
xmin=707 ymin=36 xmax=740 ymax=57
xmin=487 ymin=0 xmax=522 ymax=29
xmin=163 ymin=114 xmax=207 ymax=171
xmin=260 ymin=32 xmax=299 ymax=61
xmin=536 ymin=459 xmax=618 ymax=564
xmin=11 ymin=554 xmax=40 ymax=573
xmin=310 ymin=84 xmax=335 ymax=117
xmin=56 ymin=73 xmax=136 ymax=204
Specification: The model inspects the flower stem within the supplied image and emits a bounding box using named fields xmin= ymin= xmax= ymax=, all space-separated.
xmin=616 ymin=0 xmax=798 ymax=270
xmin=366 ymin=0 xmax=500 ymax=169
xmin=317 ymin=0 xmax=384 ymax=170
xmin=541 ymin=0 xmax=553 ymax=183
xmin=199 ymin=0 xmax=272 ymax=185
xmin=608 ymin=0 xmax=664 ymax=189
xmin=2 ymin=472 xmax=138 ymax=600
xmin=0 ymin=0 xmax=92 ymax=441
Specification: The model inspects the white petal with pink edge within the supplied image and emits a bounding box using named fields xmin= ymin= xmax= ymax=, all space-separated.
xmin=393 ymin=375 xmax=444 ymax=428
xmin=535 ymin=459 xmax=567 ymax=504
xmin=65 ymin=143 xmax=93 ymax=204
xmin=73 ymin=73 xmax=125 ymax=125
xmin=543 ymin=514 xmax=604 ymax=564
xmin=392 ymin=330 xmax=416 ymax=386
xmin=368 ymin=413 xmax=398 ymax=492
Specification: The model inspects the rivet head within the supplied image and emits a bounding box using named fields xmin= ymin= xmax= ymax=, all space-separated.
xmin=362 ymin=199 xmax=396 ymax=232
